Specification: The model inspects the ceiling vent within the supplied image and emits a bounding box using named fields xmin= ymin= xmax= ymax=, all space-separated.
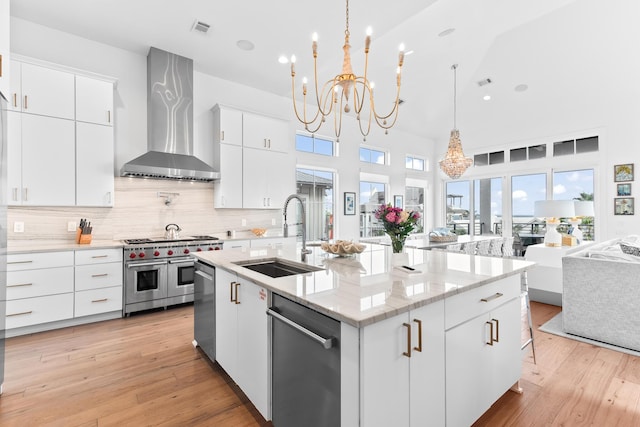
xmin=477 ymin=78 xmax=492 ymax=87
xmin=192 ymin=20 xmax=210 ymax=34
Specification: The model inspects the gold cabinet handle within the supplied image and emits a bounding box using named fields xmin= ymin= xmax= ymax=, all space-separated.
xmin=221 ymin=130 xmax=225 ymax=141
xmin=107 ymin=110 xmax=111 ymax=123
xmin=91 ymin=298 xmax=108 ymax=303
xmin=13 ymin=93 xmax=18 ymax=108
xmin=7 ymin=310 xmax=33 ymax=317
xmin=413 ymin=318 xmax=423 ymax=352
xmin=403 ymin=322 xmax=411 ymax=358
xmin=481 ymin=292 xmax=503 ymax=303
xmin=8 ymin=260 xmax=33 ymax=265
xmin=91 ymin=255 xmax=109 ymax=259
xmin=12 ymin=187 xmax=18 ymax=201
xmin=91 ymin=273 xmax=109 ymax=278
xmin=230 ymin=281 xmax=235 ymax=302
xmin=24 ymin=95 xmax=28 ymax=109
xmin=7 ymin=283 xmax=33 ymax=288
xmin=493 ymin=318 xmax=500 ymax=343
xmin=234 ymin=282 xmax=241 ymax=304
xmin=486 ymin=320 xmax=494 ymax=346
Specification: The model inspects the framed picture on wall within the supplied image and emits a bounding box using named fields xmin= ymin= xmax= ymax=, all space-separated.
xmin=394 ymin=195 xmax=403 ymax=209
xmin=344 ymin=192 xmax=356 ymax=215
xmin=614 ymin=163 xmax=634 ymax=182
xmin=617 ymin=183 xmax=632 ymax=196
xmin=614 ymin=197 xmax=634 ymax=215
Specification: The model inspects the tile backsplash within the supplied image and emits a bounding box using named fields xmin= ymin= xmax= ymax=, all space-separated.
xmin=8 ymin=177 xmax=283 ymax=241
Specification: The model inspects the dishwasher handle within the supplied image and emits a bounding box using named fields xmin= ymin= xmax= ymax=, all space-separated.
xmin=267 ymin=308 xmax=336 ymax=350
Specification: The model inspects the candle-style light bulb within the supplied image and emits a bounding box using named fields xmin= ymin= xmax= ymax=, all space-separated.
xmin=290 ymin=55 xmax=296 ymax=74
xmin=312 ymin=32 xmax=318 ymax=56
xmin=302 ymin=77 xmax=308 ymax=95
xmin=365 ymin=27 xmax=372 ymax=51
xmin=398 ymin=43 xmax=405 ymax=67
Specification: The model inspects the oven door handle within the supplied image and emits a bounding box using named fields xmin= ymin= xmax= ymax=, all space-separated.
xmin=168 ymin=257 xmax=193 ymax=264
xmin=126 ymin=261 xmax=167 ymax=268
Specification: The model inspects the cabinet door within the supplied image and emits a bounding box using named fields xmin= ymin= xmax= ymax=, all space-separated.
xmin=361 ymin=312 xmax=410 ymax=427
xmin=7 ymin=111 xmax=22 ymax=205
xmin=410 ymin=302 xmax=446 ymax=427
xmin=236 ymin=278 xmax=269 ymax=419
xmin=265 ymin=150 xmax=294 ymax=207
xmin=76 ymin=76 xmax=114 ymax=126
xmin=213 ymin=143 xmax=243 ymax=208
xmin=215 ymin=106 xmax=243 ymax=146
xmin=243 ymin=112 xmax=289 ymax=152
xmin=8 ymin=60 xmax=21 ymax=112
xmin=215 ymin=269 xmax=239 ymax=378
xmin=489 ymin=297 xmax=522 ymax=399
xmin=20 ymin=114 xmax=75 ymax=205
xmin=19 ymin=62 xmax=75 ymax=119
xmin=76 ymin=122 xmax=114 ymax=206
xmin=242 ymin=147 xmax=270 ymax=208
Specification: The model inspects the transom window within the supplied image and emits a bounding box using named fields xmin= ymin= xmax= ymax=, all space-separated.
xmin=405 ymin=156 xmax=425 ymax=171
xmin=295 ymin=133 xmax=334 ymax=156
xmin=360 ymin=147 xmax=386 ymax=165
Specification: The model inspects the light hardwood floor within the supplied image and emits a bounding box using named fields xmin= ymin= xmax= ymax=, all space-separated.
xmin=1 ymin=301 xmax=639 ymax=426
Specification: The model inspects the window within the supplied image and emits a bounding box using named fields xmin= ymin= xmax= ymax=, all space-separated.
xmin=511 ymin=173 xmax=547 ymax=239
xmin=295 ymin=168 xmax=334 ymax=241
xmin=553 ymin=168 xmax=594 ymax=240
xmin=405 ymin=186 xmax=424 ymax=233
xmin=446 ymin=181 xmax=471 ymax=235
xmin=360 ymin=147 xmax=386 ymax=165
xmin=474 ymin=177 xmax=502 ymax=235
xmin=576 ymin=136 xmax=598 ymax=154
xmin=295 ymin=133 xmax=334 ymax=156
xmin=489 ymin=151 xmax=505 ymax=165
xmin=359 ymin=180 xmax=386 ymax=237
xmin=553 ymin=140 xmax=574 ymax=157
xmin=405 ymin=156 xmax=425 ymax=171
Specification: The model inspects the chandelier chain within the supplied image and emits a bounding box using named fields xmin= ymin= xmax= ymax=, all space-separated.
xmin=452 ymin=63 xmax=458 ymax=130
xmin=345 ymin=0 xmax=350 ymax=37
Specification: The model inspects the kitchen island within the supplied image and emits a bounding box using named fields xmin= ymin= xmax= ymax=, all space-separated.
xmin=194 ymin=243 xmax=535 ymax=427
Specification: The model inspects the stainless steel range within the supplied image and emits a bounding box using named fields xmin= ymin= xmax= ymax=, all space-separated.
xmin=123 ymin=236 xmax=223 ymax=315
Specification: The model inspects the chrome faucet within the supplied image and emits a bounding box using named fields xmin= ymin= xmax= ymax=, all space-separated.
xmin=283 ymin=194 xmax=312 ymax=261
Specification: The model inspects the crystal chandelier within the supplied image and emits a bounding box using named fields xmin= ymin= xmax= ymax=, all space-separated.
xmin=439 ymin=64 xmax=472 ymax=179
xmin=289 ymin=0 xmax=405 ymax=142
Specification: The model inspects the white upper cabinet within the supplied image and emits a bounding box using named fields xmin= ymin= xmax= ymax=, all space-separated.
xmin=243 ymin=111 xmax=289 ymax=152
xmin=214 ymin=105 xmax=243 ymax=146
xmin=213 ymin=143 xmax=243 ymax=208
xmin=75 ymin=75 xmax=114 ymax=126
xmin=76 ymin=122 xmax=114 ymax=206
xmin=10 ymin=60 xmax=75 ymax=119
xmin=0 ymin=0 xmax=10 ymax=97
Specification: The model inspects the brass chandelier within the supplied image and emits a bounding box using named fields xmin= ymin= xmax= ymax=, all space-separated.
xmin=439 ymin=64 xmax=472 ymax=179
xmin=289 ymin=0 xmax=405 ymax=142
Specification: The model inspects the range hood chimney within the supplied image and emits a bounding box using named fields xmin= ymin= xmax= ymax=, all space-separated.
xmin=121 ymin=47 xmax=219 ymax=181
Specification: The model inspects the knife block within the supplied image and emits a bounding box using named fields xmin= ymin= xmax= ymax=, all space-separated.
xmin=76 ymin=227 xmax=92 ymax=244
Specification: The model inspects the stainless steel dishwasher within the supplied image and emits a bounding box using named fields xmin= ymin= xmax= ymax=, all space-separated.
xmin=268 ymin=293 xmax=341 ymax=427
xmin=194 ymin=261 xmax=215 ymax=362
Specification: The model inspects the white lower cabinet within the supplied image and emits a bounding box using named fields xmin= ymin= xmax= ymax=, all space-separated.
xmin=445 ymin=276 xmax=522 ymax=427
xmin=215 ymin=268 xmax=269 ymax=419
xmin=75 ymin=287 xmax=123 ymax=318
xmin=361 ymin=299 xmax=445 ymax=427
xmin=74 ymin=248 xmax=123 ymax=317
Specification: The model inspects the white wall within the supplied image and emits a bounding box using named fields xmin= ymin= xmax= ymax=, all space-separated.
xmin=9 ymin=17 xmax=436 ymax=241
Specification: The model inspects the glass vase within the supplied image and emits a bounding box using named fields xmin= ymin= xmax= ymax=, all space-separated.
xmin=389 ymin=234 xmax=407 ymax=254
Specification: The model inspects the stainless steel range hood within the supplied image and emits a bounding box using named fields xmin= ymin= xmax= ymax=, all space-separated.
xmin=121 ymin=47 xmax=219 ymax=181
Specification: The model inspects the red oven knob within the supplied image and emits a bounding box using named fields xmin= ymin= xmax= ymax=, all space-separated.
xmin=167 ymin=250 xmax=174 ymax=256
xmin=208 ymin=247 xmax=214 ymax=251
xmin=129 ymin=253 xmax=136 ymax=259
xmin=154 ymin=251 xmax=160 ymax=256
xmin=138 ymin=252 xmax=145 ymax=258
xmin=214 ymin=246 xmax=221 ymax=250
xmin=196 ymin=248 xmax=202 ymax=252
xmin=184 ymin=248 xmax=190 ymax=254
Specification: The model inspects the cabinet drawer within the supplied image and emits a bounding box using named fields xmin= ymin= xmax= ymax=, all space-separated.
xmin=75 ymin=248 xmax=123 ymax=265
xmin=75 ymin=262 xmax=123 ymax=291
xmin=75 ymin=286 xmax=123 ymax=317
xmin=6 ymin=267 xmax=74 ymax=300
xmin=7 ymin=251 xmax=74 ymax=271
xmin=6 ymin=293 xmax=74 ymax=329
xmin=445 ymin=275 xmax=520 ymax=330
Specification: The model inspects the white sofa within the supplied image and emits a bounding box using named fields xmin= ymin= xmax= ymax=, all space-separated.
xmin=562 ymin=236 xmax=640 ymax=352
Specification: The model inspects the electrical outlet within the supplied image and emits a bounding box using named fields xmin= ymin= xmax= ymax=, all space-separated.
xmin=242 ymin=219 xmax=247 ymax=227
xmin=271 ymin=218 xmax=276 ymax=225
xmin=14 ymin=221 xmax=24 ymax=233
xmin=67 ymin=221 xmax=77 ymax=232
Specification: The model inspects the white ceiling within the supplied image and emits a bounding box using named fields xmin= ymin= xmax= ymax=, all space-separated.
xmin=11 ymin=0 xmax=633 ymax=144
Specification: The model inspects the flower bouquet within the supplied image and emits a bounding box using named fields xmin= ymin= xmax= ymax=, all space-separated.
xmin=373 ymin=204 xmax=421 ymax=253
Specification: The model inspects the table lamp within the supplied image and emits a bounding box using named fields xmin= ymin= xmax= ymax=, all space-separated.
xmin=534 ymin=200 xmax=575 ymax=247
xmin=570 ymin=201 xmax=594 ymax=243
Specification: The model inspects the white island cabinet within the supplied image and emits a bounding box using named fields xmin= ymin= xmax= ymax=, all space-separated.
xmin=215 ymin=268 xmax=269 ymax=420
xmin=194 ymin=245 xmax=534 ymax=427
xmin=360 ymin=299 xmax=445 ymax=427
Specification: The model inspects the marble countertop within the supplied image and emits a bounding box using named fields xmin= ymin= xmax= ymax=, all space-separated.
xmin=8 ymin=239 xmax=125 ymax=253
xmin=194 ymin=242 xmax=535 ymax=328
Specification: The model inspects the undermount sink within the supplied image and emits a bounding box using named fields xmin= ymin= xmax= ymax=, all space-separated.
xmin=234 ymin=258 xmax=323 ymax=278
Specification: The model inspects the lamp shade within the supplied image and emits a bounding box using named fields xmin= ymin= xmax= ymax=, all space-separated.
xmin=534 ymin=200 xmax=576 ymax=219
xmin=574 ymin=201 xmax=594 ymax=217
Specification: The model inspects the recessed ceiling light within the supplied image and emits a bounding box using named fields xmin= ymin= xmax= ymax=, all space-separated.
xmin=515 ymin=84 xmax=529 ymax=92
xmin=236 ymin=40 xmax=255 ymax=51
xmin=278 ymin=55 xmax=289 ymax=64
xmin=483 ymin=95 xmax=491 ymax=101
xmin=438 ymin=28 xmax=455 ymax=37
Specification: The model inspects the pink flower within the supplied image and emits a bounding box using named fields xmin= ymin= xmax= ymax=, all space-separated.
xmin=385 ymin=211 xmax=397 ymax=223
